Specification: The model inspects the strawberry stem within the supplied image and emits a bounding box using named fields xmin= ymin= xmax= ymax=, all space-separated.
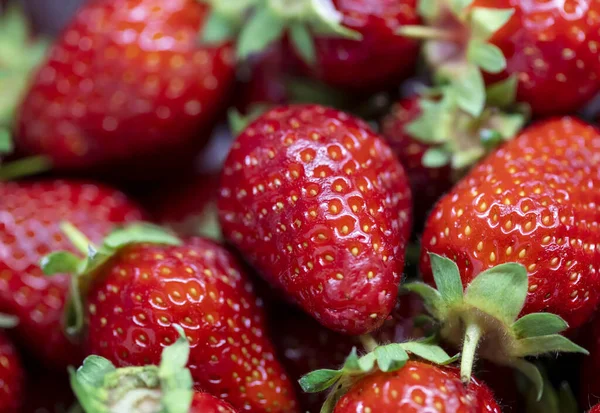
xmin=460 ymin=320 xmax=482 ymax=384
xmin=0 ymin=155 xmax=52 ymax=181
xmin=359 ymin=334 xmax=378 ymax=352
xmin=60 ymin=222 xmax=94 ymax=255
xmin=397 ymin=25 xmax=458 ymax=41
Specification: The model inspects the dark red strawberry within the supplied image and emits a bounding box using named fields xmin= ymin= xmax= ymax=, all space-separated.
xmin=70 ymin=328 xmax=239 ymax=412
xmin=218 ymin=104 xmax=412 ymax=335
xmin=0 ymin=332 xmax=24 ymax=413
xmin=0 ymin=179 xmax=145 ymax=369
xmin=13 ymin=0 xmax=235 ymax=171
xmin=592 ymin=404 xmax=600 ymax=413
xmin=43 ymin=226 xmax=298 ymax=413
xmin=406 ymin=0 xmax=600 ymax=115
xmin=333 ymin=361 xmax=500 ymax=413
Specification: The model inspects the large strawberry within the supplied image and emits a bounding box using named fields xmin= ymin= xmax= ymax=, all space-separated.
xmin=0 ymin=179 xmax=145 ymax=369
xmin=43 ymin=224 xmax=299 ymax=413
xmin=206 ymin=0 xmax=420 ymax=93
xmin=0 ymin=329 xmax=24 ymax=413
xmin=70 ymin=327 xmax=238 ymax=412
xmin=401 ymin=0 xmax=600 ymax=116
xmin=407 ymin=117 xmax=594 ymax=390
xmin=218 ymin=104 xmax=412 ymax=335
xmin=9 ymin=0 xmax=234 ymax=172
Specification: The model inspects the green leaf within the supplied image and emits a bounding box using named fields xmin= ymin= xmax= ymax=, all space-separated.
xmin=558 ymin=382 xmax=579 ymax=413
xmin=512 ymin=359 xmax=544 ymax=402
xmin=429 ymin=253 xmax=463 ymax=305
xmin=199 ymin=11 xmax=236 ymax=44
xmin=40 ymin=251 xmax=81 ymax=276
xmin=320 ymin=383 xmax=344 ymax=413
xmin=103 ymin=224 xmax=182 ymax=250
xmin=400 ymin=342 xmax=458 ymax=365
xmin=159 ymin=326 xmax=194 ymax=413
xmin=69 ymin=366 xmax=109 ymax=413
xmin=470 ymin=7 xmax=514 ymax=40
xmin=227 ymin=105 xmax=268 ymax=136
xmin=76 ymin=356 xmax=116 ymax=388
xmin=307 ymin=0 xmax=362 ymax=40
xmin=403 ymin=282 xmax=445 ymax=319
xmin=237 ymin=8 xmax=286 ymax=60
xmin=422 ymin=147 xmax=451 ymax=168
xmin=464 ymin=263 xmax=528 ymax=324
xmin=417 ymin=0 xmax=439 ymax=21
xmin=512 ymin=313 xmax=569 ymax=339
xmin=515 ymin=334 xmax=589 ymax=357
xmin=160 ymin=326 xmax=190 ymax=376
xmin=289 ymin=23 xmax=316 ymax=65
xmin=373 ymin=344 xmax=409 ymax=372
xmin=454 ymin=65 xmax=486 ymax=117
xmin=486 ymin=76 xmax=518 ymax=108
xmin=451 ymin=147 xmax=485 ymax=170
xmin=0 ymin=314 xmax=18 ymax=328
xmin=467 ymin=41 xmax=506 ymax=74
xmin=450 ymin=0 xmax=474 ymax=16
xmin=299 ymin=370 xmax=342 ymax=393
xmin=0 ymin=128 xmax=12 ymax=153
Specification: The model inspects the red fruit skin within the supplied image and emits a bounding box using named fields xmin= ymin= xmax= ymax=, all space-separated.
xmin=381 ymin=97 xmax=452 ymax=229
xmin=271 ymin=294 xmax=425 ymax=412
xmin=334 ymin=361 xmax=501 ymax=413
xmin=85 ymin=238 xmax=298 ymax=413
xmin=17 ymin=0 xmax=235 ymax=170
xmin=591 ymin=404 xmax=600 ymax=413
xmin=307 ymin=0 xmax=420 ymax=92
xmin=0 ymin=333 xmax=24 ymax=413
xmin=191 ymin=392 xmax=238 ymax=413
xmin=420 ymin=117 xmax=600 ymax=329
xmin=476 ymin=0 xmax=600 ymax=115
xmin=0 ymin=180 xmax=145 ymax=369
xmin=218 ymin=104 xmax=412 ymax=335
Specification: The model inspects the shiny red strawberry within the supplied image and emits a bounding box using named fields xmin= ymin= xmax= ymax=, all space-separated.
xmin=0 ymin=333 xmax=24 ymax=413
xmin=44 ymin=227 xmax=298 ymax=413
xmin=592 ymin=404 xmax=600 ymax=413
xmin=412 ymin=0 xmax=600 ymax=115
xmin=218 ymin=104 xmax=412 ymax=335
xmin=191 ymin=393 xmax=238 ymax=413
xmin=14 ymin=0 xmax=235 ymax=171
xmin=0 ymin=180 xmax=145 ymax=369
xmin=420 ymin=117 xmax=600 ymax=329
xmin=333 ymin=361 xmax=501 ymax=413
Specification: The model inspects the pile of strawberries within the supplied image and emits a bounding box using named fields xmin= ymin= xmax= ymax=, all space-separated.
xmin=3 ymin=0 xmax=600 ymax=411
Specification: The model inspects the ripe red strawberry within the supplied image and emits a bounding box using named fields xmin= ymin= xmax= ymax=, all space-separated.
xmin=0 ymin=332 xmax=24 ymax=413
xmin=14 ymin=0 xmax=235 ymax=171
xmin=191 ymin=393 xmax=238 ymax=413
xmin=592 ymin=404 xmax=600 ymax=413
xmin=44 ymin=227 xmax=299 ymax=413
xmin=0 ymin=180 xmax=145 ymax=369
xmin=333 ymin=361 xmax=500 ymax=413
xmin=420 ymin=117 xmax=600 ymax=329
xmin=409 ymin=0 xmax=600 ymax=115
xmin=218 ymin=104 xmax=412 ymax=335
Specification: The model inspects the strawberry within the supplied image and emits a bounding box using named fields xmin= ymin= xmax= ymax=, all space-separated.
xmin=70 ymin=327 xmax=238 ymax=412
xmin=207 ymin=0 xmax=420 ymax=93
xmin=405 ymin=117 xmax=594 ymax=391
xmin=11 ymin=0 xmax=235 ymax=171
xmin=592 ymin=405 xmax=600 ymax=413
xmin=43 ymin=224 xmax=299 ymax=413
xmin=0 ymin=179 xmax=145 ymax=369
xmin=402 ymin=0 xmax=600 ymax=116
xmin=0 ymin=331 xmax=24 ymax=413
xmin=218 ymin=104 xmax=412 ymax=335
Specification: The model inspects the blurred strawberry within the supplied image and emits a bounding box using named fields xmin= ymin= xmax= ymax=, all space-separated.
xmin=0 ymin=332 xmax=24 ymax=413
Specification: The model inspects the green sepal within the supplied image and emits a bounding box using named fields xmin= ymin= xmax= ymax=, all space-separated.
xmin=463 ymin=263 xmax=528 ymax=325
xmin=512 ymin=359 xmax=544 ymax=402
xmin=429 ymin=253 xmax=463 ymax=306
xmin=453 ymin=64 xmax=486 ymax=117
xmin=306 ymin=0 xmax=362 ymax=41
xmin=512 ymin=313 xmax=569 ymax=339
xmin=289 ymin=23 xmax=316 ymax=65
xmin=467 ymin=40 xmax=506 ymax=74
xmin=103 ymin=224 xmax=182 ymax=250
xmin=417 ymin=0 xmax=439 ymax=21
xmin=0 ymin=128 xmax=12 ymax=154
xmin=470 ymin=7 xmax=514 ymax=40
xmin=228 ymin=104 xmax=269 ymax=136
xmin=41 ymin=251 xmax=82 ymax=276
xmin=69 ymin=356 xmax=115 ymax=413
xmin=422 ymin=147 xmax=450 ymax=168
xmin=199 ymin=11 xmax=237 ymax=44
xmin=403 ymin=282 xmax=445 ymax=319
xmin=0 ymin=314 xmax=18 ymax=328
xmin=449 ymin=0 xmax=474 ymax=16
xmin=486 ymin=76 xmax=518 ymax=108
xmin=514 ymin=335 xmax=589 ymax=357
xmin=237 ymin=7 xmax=286 ymax=60
xmin=158 ymin=326 xmax=194 ymax=413
xmin=197 ymin=0 xmax=258 ymax=43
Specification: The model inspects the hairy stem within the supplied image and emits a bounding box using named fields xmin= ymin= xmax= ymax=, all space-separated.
xmin=61 ymin=222 xmax=94 ymax=255
xmin=359 ymin=334 xmax=378 ymax=353
xmin=460 ymin=321 xmax=482 ymax=384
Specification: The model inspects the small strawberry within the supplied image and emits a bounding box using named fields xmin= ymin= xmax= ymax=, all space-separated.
xmin=401 ymin=0 xmax=600 ymax=115
xmin=0 ymin=179 xmax=145 ymax=369
xmin=406 ymin=117 xmax=595 ymax=391
xmin=10 ymin=0 xmax=235 ymax=171
xmin=70 ymin=326 xmax=238 ymax=413
xmin=43 ymin=224 xmax=299 ymax=413
xmin=0 ymin=322 xmax=24 ymax=413
xmin=218 ymin=104 xmax=412 ymax=335
xmin=206 ymin=0 xmax=420 ymax=92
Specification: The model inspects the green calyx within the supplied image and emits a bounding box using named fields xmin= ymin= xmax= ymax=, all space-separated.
xmin=40 ymin=222 xmax=182 ymax=337
xmin=518 ymin=365 xmax=579 ymax=413
xmin=0 ymin=4 xmax=49 ymax=156
xmin=0 ymin=313 xmax=18 ymax=328
xmin=399 ymin=0 xmax=514 ymax=117
xmin=406 ymin=78 xmax=527 ymax=171
xmin=405 ymin=253 xmax=588 ymax=400
xmin=299 ymin=340 xmax=458 ymax=413
xmin=71 ymin=325 xmax=194 ymax=413
xmin=198 ymin=0 xmax=258 ymax=44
